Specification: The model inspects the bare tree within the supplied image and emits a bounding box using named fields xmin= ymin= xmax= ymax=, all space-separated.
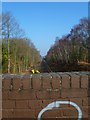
xmin=2 ymin=12 xmax=25 ymax=73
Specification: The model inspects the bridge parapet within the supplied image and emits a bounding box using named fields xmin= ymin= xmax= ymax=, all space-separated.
xmin=2 ymin=72 xmax=90 ymax=119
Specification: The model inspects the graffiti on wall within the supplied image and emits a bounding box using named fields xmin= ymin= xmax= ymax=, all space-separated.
xmin=38 ymin=101 xmax=82 ymax=120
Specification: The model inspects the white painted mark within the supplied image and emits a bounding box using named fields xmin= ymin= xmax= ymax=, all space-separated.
xmin=37 ymin=101 xmax=82 ymax=120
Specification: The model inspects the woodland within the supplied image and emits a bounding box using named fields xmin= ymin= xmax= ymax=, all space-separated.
xmin=1 ymin=12 xmax=90 ymax=74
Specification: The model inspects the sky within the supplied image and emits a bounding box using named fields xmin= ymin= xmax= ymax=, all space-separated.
xmin=2 ymin=2 xmax=88 ymax=56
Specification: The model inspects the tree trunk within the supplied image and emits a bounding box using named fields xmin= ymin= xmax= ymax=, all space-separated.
xmin=8 ymin=38 xmax=10 ymax=73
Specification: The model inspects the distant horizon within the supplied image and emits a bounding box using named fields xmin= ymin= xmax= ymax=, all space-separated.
xmin=2 ymin=2 xmax=88 ymax=56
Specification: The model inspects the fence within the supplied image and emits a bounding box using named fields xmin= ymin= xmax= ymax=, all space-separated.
xmin=2 ymin=72 xmax=90 ymax=119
